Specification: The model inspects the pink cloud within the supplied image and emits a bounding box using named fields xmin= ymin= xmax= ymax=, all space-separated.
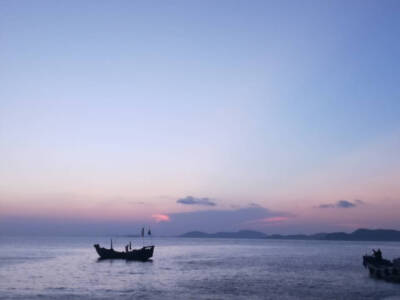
xmin=152 ymin=214 xmax=170 ymax=223
xmin=260 ymin=216 xmax=289 ymax=223
xmin=244 ymin=216 xmax=290 ymax=225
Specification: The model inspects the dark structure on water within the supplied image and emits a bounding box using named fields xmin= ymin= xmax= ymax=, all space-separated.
xmin=94 ymin=243 xmax=154 ymax=261
xmin=363 ymin=250 xmax=400 ymax=283
xmin=94 ymin=227 xmax=154 ymax=261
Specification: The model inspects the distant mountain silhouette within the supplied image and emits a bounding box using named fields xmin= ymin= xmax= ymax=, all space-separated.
xmin=317 ymin=229 xmax=400 ymax=241
xmin=180 ymin=228 xmax=400 ymax=241
xmin=180 ymin=230 xmax=268 ymax=239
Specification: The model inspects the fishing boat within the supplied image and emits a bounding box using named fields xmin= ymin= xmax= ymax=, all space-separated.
xmin=94 ymin=243 xmax=154 ymax=261
xmin=94 ymin=227 xmax=155 ymax=261
xmin=363 ymin=249 xmax=400 ymax=283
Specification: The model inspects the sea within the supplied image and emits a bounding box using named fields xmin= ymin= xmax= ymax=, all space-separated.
xmin=0 ymin=236 xmax=400 ymax=300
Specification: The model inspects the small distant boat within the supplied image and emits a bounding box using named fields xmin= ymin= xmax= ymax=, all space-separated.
xmin=94 ymin=244 xmax=154 ymax=261
xmin=363 ymin=249 xmax=400 ymax=283
xmin=94 ymin=227 xmax=155 ymax=261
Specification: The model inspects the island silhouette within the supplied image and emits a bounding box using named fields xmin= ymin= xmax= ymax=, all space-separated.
xmin=180 ymin=228 xmax=400 ymax=241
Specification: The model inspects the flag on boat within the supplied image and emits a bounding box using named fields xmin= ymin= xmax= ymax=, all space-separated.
xmin=141 ymin=227 xmax=144 ymax=237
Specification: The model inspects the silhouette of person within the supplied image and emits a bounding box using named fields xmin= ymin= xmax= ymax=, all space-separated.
xmin=377 ymin=249 xmax=382 ymax=260
xmin=373 ymin=248 xmax=382 ymax=260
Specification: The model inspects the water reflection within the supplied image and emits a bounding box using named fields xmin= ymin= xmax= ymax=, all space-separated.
xmin=0 ymin=237 xmax=400 ymax=299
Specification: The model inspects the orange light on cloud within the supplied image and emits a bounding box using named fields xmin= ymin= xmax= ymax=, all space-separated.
xmin=152 ymin=214 xmax=170 ymax=223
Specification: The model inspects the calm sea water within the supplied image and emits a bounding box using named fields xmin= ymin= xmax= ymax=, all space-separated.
xmin=0 ymin=236 xmax=400 ymax=299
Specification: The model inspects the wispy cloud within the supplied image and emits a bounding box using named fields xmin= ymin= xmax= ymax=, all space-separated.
xmin=317 ymin=199 xmax=365 ymax=209
xmin=258 ymin=216 xmax=290 ymax=223
xmin=177 ymin=196 xmax=216 ymax=206
xmin=242 ymin=214 xmax=293 ymax=226
xmin=128 ymin=201 xmax=146 ymax=205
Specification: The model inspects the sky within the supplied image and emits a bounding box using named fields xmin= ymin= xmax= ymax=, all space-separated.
xmin=1 ymin=0 xmax=400 ymax=235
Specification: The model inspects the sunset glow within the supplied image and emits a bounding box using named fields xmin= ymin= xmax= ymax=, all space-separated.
xmin=1 ymin=0 xmax=400 ymax=236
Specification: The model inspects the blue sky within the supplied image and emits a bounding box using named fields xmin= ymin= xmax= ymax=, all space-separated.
xmin=1 ymin=0 xmax=400 ymax=235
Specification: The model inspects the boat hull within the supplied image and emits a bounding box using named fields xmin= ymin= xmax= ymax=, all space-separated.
xmin=363 ymin=255 xmax=400 ymax=283
xmin=94 ymin=244 xmax=154 ymax=261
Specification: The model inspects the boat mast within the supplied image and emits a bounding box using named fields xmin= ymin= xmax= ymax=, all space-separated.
xmin=148 ymin=227 xmax=152 ymax=245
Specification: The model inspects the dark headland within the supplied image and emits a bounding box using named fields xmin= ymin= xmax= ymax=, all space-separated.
xmin=180 ymin=228 xmax=400 ymax=242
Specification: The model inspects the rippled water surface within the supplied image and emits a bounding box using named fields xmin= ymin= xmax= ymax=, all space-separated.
xmin=0 ymin=236 xmax=400 ymax=299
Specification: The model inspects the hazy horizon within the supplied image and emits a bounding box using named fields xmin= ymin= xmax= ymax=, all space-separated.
xmin=1 ymin=0 xmax=400 ymax=236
